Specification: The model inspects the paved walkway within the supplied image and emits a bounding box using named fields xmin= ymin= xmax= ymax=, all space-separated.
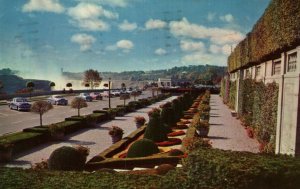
xmin=209 ymin=95 xmax=259 ymax=153
xmin=5 ymin=96 xmax=177 ymax=168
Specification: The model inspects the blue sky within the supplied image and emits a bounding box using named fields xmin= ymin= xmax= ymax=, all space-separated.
xmin=0 ymin=0 xmax=270 ymax=79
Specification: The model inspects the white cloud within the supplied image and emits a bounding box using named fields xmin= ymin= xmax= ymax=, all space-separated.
xmin=220 ymin=14 xmax=234 ymax=23
xmin=145 ymin=19 xmax=167 ymax=30
xmin=76 ymin=0 xmax=128 ymax=7
xmin=116 ymin=40 xmax=134 ymax=49
xmin=67 ymin=3 xmax=118 ymax=31
xmin=181 ymin=51 xmax=227 ymax=66
xmin=22 ymin=0 xmax=64 ymax=13
xmin=118 ymin=20 xmax=137 ymax=31
xmin=169 ymin=17 xmax=244 ymax=45
xmin=68 ymin=3 xmax=118 ymax=20
xmin=180 ymin=40 xmax=205 ymax=52
xmin=71 ymin=33 xmax=96 ymax=52
xmin=72 ymin=19 xmax=110 ymax=31
xmin=207 ymin=12 xmax=216 ymax=21
xmin=209 ymin=44 xmax=234 ymax=55
xmin=209 ymin=44 xmax=221 ymax=54
xmin=221 ymin=44 xmax=232 ymax=55
xmin=155 ymin=48 xmax=167 ymax=55
xmin=106 ymin=39 xmax=134 ymax=52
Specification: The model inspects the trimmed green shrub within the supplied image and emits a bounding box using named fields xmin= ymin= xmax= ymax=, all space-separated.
xmin=126 ymin=139 xmax=159 ymax=158
xmin=0 ymin=132 xmax=47 ymax=154
xmin=144 ymin=112 xmax=168 ymax=142
xmin=161 ymin=107 xmax=175 ymax=133
xmin=23 ymin=126 xmax=50 ymax=134
xmin=48 ymin=146 xmax=87 ymax=171
xmin=172 ymin=98 xmax=183 ymax=121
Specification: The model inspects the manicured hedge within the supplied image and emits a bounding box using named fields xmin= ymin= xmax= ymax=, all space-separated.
xmin=228 ymin=0 xmax=300 ymax=72
xmin=0 ymin=132 xmax=48 ymax=154
xmin=160 ymin=148 xmax=300 ymax=189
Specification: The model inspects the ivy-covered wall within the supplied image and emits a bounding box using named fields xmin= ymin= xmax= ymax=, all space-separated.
xmin=228 ymin=0 xmax=300 ymax=72
xmin=239 ymin=79 xmax=279 ymax=153
xmin=229 ymin=81 xmax=236 ymax=110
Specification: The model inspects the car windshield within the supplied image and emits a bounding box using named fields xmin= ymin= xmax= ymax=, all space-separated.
xmin=16 ymin=98 xmax=27 ymax=102
xmin=82 ymin=93 xmax=88 ymax=96
xmin=54 ymin=96 xmax=63 ymax=98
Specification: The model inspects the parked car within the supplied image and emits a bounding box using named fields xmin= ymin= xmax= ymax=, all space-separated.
xmin=47 ymin=95 xmax=68 ymax=105
xmin=90 ymin=92 xmax=103 ymax=100
xmin=101 ymin=91 xmax=114 ymax=98
xmin=8 ymin=97 xmax=31 ymax=111
xmin=111 ymin=90 xmax=121 ymax=97
xmin=77 ymin=93 xmax=93 ymax=102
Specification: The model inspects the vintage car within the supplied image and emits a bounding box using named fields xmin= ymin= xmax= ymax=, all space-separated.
xmin=47 ymin=95 xmax=68 ymax=105
xmin=77 ymin=93 xmax=93 ymax=102
xmin=8 ymin=97 xmax=31 ymax=111
xmin=89 ymin=92 xmax=103 ymax=100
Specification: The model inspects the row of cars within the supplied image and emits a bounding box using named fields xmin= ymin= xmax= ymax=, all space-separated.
xmin=8 ymin=89 xmax=143 ymax=111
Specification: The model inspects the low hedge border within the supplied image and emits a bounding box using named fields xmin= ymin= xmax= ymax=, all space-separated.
xmin=85 ymin=156 xmax=181 ymax=171
xmin=0 ymin=132 xmax=48 ymax=155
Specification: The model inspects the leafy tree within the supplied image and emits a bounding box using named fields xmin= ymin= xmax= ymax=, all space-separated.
xmin=121 ymin=83 xmax=126 ymax=90
xmin=120 ymin=94 xmax=130 ymax=106
xmin=26 ymin=81 xmax=35 ymax=98
xmin=131 ymin=91 xmax=140 ymax=101
xmin=31 ymin=101 xmax=53 ymax=126
xmin=84 ymin=69 xmax=102 ymax=89
xmin=66 ymin=83 xmax=72 ymax=88
xmin=71 ymin=98 xmax=87 ymax=116
xmin=49 ymin=82 xmax=55 ymax=90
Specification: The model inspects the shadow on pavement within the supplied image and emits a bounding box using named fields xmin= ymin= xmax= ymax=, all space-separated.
xmin=208 ymin=136 xmax=229 ymax=140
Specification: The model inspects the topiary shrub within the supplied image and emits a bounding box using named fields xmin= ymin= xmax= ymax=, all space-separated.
xmin=144 ymin=112 xmax=168 ymax=142
xmin=48 ymin=146 xmax=87 ymax=171
xmin=161 ymin=107 xmax=175 ymax=133
xmin=127 ymin=139 xmax=160 ymax=158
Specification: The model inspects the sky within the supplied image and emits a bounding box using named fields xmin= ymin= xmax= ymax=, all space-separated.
xmin=0 ymin=0 xmax=271 ymax=79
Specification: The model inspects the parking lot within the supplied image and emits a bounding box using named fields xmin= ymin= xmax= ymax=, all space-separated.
xmin=0 ymin=91 xmax=152 ymax=135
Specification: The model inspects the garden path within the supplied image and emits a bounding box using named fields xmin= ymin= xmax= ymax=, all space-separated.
xmin=5 ymin=96 xmax=177 ymax=169
xmin=208 ymin=95 xmax=259 ymax=153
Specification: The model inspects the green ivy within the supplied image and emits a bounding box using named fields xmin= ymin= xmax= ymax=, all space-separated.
xmin=228 ymin=0 xmax=300 ymax=72
xmin=239 ymin=79 xmax=279 ymax=153
xmin=229 ymin=81 xmax=236 ymax=110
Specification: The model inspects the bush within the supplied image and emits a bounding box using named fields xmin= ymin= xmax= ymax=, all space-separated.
xmin=177 ymin=148 xmax=300 ymax=189
xmin=144 ymin=112 xmax=168 ymax=142
xmin=127 ymin=139 xmax=160 ymax=158
xmin=48 ymin=146 xmax=87 ymax=171
xmin=160 ymin=107 xmax=175 ymax=133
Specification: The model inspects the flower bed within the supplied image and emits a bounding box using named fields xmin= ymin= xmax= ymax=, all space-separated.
xmin=156 ymin=138 xmax=182 ymax=147
xmin=167 ymin=130 xmax=186 ymax=137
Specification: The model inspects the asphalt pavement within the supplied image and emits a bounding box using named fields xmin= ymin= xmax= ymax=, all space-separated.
xmin=0 ymin=91 xmax=152 ymax=135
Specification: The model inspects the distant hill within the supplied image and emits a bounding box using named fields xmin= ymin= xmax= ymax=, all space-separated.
xmin=0 ymin=74 xmax=51 ymax=94
xmin=62 ymin=65 xmax=226 ymax=84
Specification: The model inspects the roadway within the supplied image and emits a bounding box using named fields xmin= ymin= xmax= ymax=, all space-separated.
xmin=0 ymin=91 xmax=152 ymax=135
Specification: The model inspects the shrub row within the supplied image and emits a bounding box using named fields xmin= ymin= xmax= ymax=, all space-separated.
xmin=160 ymin=148 xmax=300 ymax=189
xmin=2 ymin=148 xmax=299 ymax=188
xmin=228 ymin=0 xmax=300 ymax=72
